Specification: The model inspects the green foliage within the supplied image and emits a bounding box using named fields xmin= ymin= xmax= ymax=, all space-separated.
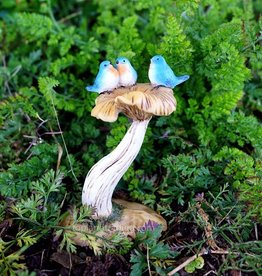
xmin=214 ymin=146 xmax=262 ymax=220
xmin=130 ymin=226 xmax=178 ymax=275
xmin=218 ymin=241 xmax=262 ymax=274
xmin=15 ymin=13 xmax=53 ymax=41
xmin=160 ymin=149 xmax=219 ymax=206
xmin=0 ymin=0 xmax=261 ymax=274
xmin=0 ymin=229 xmax=39 ymax=275
xmin=38 ymin=77 xmax=60 ymax=104
xmin=0 ymin=143 xmax=58 ymax=197
xmin=0 ymin=239 xmax=27 ymax=275
xmin=11 ymin=169 xmax=64 ymax=226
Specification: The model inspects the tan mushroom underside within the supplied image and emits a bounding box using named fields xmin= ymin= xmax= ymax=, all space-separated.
xmin=91 ymin=83 xmax=176 ymax=122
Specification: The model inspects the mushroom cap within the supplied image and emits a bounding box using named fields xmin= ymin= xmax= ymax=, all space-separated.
xmin=91 ymin=83 xmax=177 ymax=122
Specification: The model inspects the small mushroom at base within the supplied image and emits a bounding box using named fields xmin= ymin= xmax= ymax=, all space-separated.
xmin=61 ymin=198 xmax=167 ymax=250
xmin=111 ymin=199 xmax=167 ymax=237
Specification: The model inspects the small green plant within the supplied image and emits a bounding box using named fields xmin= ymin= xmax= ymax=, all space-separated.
xmin=130 ymin=224 xmax=178 ymax=275
xmin=0 ymin=230 xmax=39 ymax=275
xmin=11 ymin=169 xmax=65 ymax=227
xmin=185 ymin=256 xmax=205 ymax=273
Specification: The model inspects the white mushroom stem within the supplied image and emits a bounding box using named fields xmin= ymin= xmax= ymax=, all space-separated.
xmin=82 ymin=118 xmax=151 ymax=217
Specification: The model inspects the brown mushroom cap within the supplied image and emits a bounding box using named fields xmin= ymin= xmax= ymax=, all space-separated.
xmin=91 ymin=83 xmax=177 ymax=122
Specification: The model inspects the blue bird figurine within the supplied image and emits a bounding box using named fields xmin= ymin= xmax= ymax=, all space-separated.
xmin=86 ymin=61 xmax=119 ymax=93
xmin=116 ymin=57 xmax=137 ymax=87
xmin=148 ymin=55 xmax=189 ymax=88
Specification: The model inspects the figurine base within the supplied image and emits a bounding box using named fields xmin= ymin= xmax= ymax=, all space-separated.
xmin=61 ymin=199 xmax=167 ymax=247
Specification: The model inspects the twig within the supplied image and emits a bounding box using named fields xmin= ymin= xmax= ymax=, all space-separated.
xmin=216 ymin=205 xmax=235 ymax=226
xmin=42 ymin=131 xmax=62 ymax=135
xmin=37 ymin=114 xmax=46 ymax=123
xmin=47 ymin=0 xmax=62 ymax=32
xmin=59 ymin=11 xmax=82 ymax=23
xmin=69 ymin=252 xmax=72 ymax=276
xmin=168 ymin=248 xmax=232 ymax=276
xmin=203 ymin=270 xmax=218 ymax=276
xmin=2 ymin=56 xmax=12 ymax=96
xmin=242 ymin=36 xmax=262 ymax=52
xmin=56 ymin=143 xmax=63 ymax=172
xmin=146 ymin=245 xmax=152 ymax=276
xmin=254 ymin=223 xmax=258 ymax=240
xmin=40 ymin=249 xmax=45 ymax=269
xmin=23 ymin=120 xmax=62 ymax=157
xmin=210 ymin=249 xmax=230 ymax=254
xmin=168 ymin=248 xmax=208 ymax=276
xmin=49 ymin=94 xmax=78 ymax=182
xmin=10 ymin=65 xmax=22 ymax=78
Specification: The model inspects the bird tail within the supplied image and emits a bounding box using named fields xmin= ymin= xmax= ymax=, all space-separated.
xmin=86 ymin=85 xmax=99 ymax=93
xmin=175 ymin=75 xmax=190 ymax=86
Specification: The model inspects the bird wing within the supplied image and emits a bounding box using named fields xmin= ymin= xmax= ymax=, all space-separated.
xmin=131 ymin=66 xmax=138 ymax=82
xmin=93 ymin=69 xmax=106 ymax=88
xmin=164 ymin=63 xmax=176 ymax=87
xmin=86 ymin=68 xmax=108 ymax=92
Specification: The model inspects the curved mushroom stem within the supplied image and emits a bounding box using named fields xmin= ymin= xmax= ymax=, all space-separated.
xmin=82 ymin=118 xmax=151 ymax=217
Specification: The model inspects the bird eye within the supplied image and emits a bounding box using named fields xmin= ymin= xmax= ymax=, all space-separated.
xmin=104 ymin=64 xmax=107 ymax=67
xmin=156 ymin=58 xmax=159 ymax=60
xmin=123 ymin=59 xmax=126 ymax=62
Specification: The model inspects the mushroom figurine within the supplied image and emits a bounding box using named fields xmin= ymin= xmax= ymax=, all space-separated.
xmin=84 ymin=84 xmax=176 ymax=227
xmin=63 ymin=84 xmax=177 ymax=243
